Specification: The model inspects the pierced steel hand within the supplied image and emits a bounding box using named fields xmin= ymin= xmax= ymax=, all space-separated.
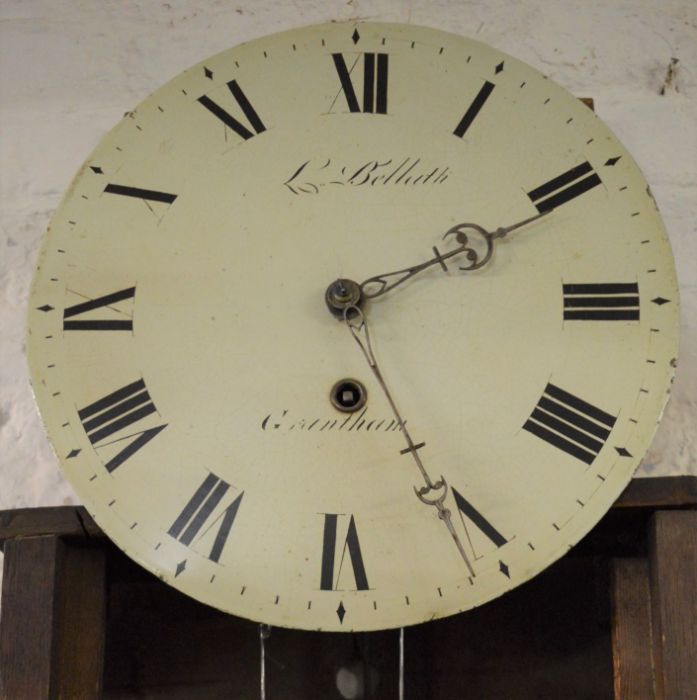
xmin=360 ymin=209 xmax=552 ymax=301
xmin=343 ymin=303 xmax=475 ymax=577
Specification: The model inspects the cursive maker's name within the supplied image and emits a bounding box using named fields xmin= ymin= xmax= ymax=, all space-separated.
xmin=283 ymin=157 xmax=450 ymax=195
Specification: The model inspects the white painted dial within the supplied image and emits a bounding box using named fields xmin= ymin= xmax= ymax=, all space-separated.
xmin=27 ymin=22 xmax=678 ymax=631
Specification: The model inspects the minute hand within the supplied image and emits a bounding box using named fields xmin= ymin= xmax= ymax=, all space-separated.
xmin=344 ymin=304 xmax=476 ymax=577
xmin=360 ymin=209 xmax=552 ymax=301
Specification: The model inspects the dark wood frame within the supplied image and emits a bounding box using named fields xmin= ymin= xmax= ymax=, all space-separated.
xmin=1 ymin=476 xmax=695 ymax=698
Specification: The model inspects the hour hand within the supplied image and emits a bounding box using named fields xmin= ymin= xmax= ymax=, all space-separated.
xmin=325 ymin=231 xmax=485 ymax=317
xmin=487 ymin=208 xmax=552 ymax=240
xmin=359 ymin=230 xmax=486 ymax=301
xmin=353 ymin=209 xmax=554 ymax=304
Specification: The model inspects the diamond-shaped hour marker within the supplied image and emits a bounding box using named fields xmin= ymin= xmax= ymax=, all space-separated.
xmin=90 ymin=166 xmax=103 ymax=174
xmin=351 ymin=29 xmax=360 ymax=45
xmin=615 ymin=447 xmax=633 ymax=457
xmin=495 ymin=61 xmax=504 ymax=74
xmin=651 ymin=297 xmax=670 ymax=305
xmin=605 ymin=156 xmax=621 ymax=166
xmin=66 ymin=449 xmax=81 ymax=459
xmin=204 ymin=66 xmax=213 ymax=79
xmin=37 ymin=304 xmax=54 ymax=312
xmin=336 ymin=601 xmax=346 ymax=623
xmin=175 ymin=560 xmax=187 ymax=577
xmin=499 ymin=561 xmax=510 ymax=578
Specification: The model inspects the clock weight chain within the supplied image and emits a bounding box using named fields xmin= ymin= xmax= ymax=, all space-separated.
xmin=399 ymin=627 xmax=405 ymax=700
xmin=259 ymin=624 xmax=271 ymax=700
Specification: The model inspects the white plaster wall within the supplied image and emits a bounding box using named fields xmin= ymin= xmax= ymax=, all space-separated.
xmin=1 ymin=2 xmax=695 ymax=516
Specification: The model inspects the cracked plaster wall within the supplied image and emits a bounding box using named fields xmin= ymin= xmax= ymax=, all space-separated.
xmin=1 ymin=1 xmax=695 ymax=578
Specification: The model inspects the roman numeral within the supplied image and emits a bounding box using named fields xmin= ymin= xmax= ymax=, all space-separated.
xmin=563 ymin=282 xmax=640 ymax=321
xmin=78 ymin=379 xmax=166 ymax=472
xmin=168 ymin=473 xmax=244 ymax=563
xmin=453 ymin=81 xmax=495 ymax=137
xmin=63 ymin=287 xmax=135 ymax=331
xmin=331 ymin=53 xmax=389 ymax=114
xmin=527 ymin=161 xmax=602 ymax=213
xmin=104 ymin=184 xmax=177 ymax=204
xmin=198 ymin=79 xmax=266 ymax=140
xmin=320 ymin=514 xmax=369 ymax=591
xmin=523 ymin=383 xmax=616 ymax=465
xmin=451 ymin=488 xmax=507 ymax=552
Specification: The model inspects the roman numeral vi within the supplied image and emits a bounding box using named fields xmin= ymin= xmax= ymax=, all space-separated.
xmin=320 ymin=514 xmax=369 ymax=591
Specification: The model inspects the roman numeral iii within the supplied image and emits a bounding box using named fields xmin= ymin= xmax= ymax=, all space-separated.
xmin=563 ymin=282 xmax=640 ymax=321
xmin=320 ymin=514 xmax=369 ymax=591
xmin=527 ymin=161 xmax=602 ymax=213
xmin=331 ymin=53 xmax=389 ymax=114
xmin=168 ymin=473 xmax=244 ymax=563
xmin=198 ymin=79 xmax=266 ymax=140
xmin=523 ymin=383 xmax=616 ymax=465
xmin=63 ymin=287 xmax=135 ymax=331
xmin=78 ymin=378 xmax=166 ymax=472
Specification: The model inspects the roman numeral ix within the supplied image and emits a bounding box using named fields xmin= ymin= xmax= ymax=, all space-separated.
xmin=320 ymin=514 xmax=369 ymax=591
xmin=331 ymin=53 xmax=389 ymax=114
xmin=527 ymin=161 xmax=602 ymax=213
xmin=63 ymin=287 xmax=135 ymax=331
xmin=563 ymin=282 xmax=640 ymax=321
xmin=523 ymin=383 xmax=616 ymax=465
xmin=78 ymin=378 xmax=166 ymax=472
xmin=198 ymin=79 xmax=266 ymax=140
xmin=168 ymin=473 xmax=244 ymax=563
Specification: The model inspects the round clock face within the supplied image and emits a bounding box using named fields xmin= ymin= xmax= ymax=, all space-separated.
xmin=28 ymin=22 xmax=678 ymax=631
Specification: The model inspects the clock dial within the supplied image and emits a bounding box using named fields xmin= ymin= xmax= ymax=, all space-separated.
xmin=27 ymin=22 xmax=678 ymax=631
